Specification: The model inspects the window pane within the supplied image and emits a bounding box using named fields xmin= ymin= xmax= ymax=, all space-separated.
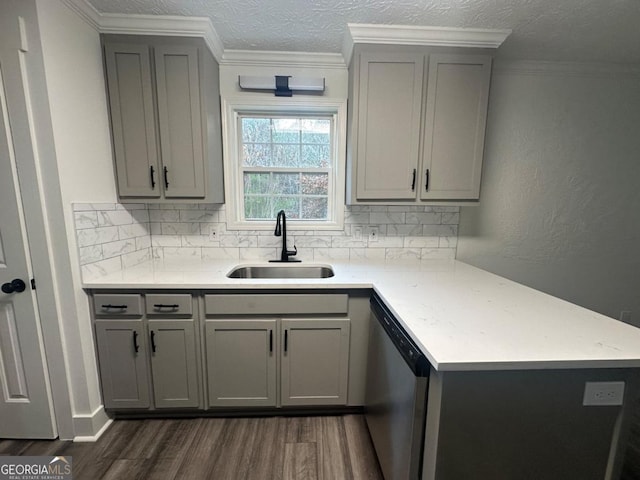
xmin=272 ymin=118 xmax=300 ymax=143
xmin=273 ymin=197 xmax=300 ymax=219
xmin=242 ymin=118 xmax=271 ymax=143
xmin=245 ymin=196 xmax=271 ymax=220
xmin=243 ymin=144 xmax=271 ymax=167
xmin=302 ymin=198 xmax=328 ymax=219
xmin=301 ymin=145 xmax=330 ymax=168
xmin=244 ymin=173 xmax=271 ymax=194
xmin=272 ymin=144 xmax=300 ymax=167
xmin=301 ymin=119 xmax=330 ymax=144
xmin=273 ymin=173 xmax=300 ymax=195
xmin=301 ymin=173 xmax=328 ymax=195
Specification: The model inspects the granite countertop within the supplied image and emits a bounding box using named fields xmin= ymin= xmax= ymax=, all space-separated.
xmin=82 ymin=258 xmax=640 ymax=372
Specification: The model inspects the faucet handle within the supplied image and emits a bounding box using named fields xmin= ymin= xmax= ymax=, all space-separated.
xmin=287 ymin=245 xmax=298 ymax=257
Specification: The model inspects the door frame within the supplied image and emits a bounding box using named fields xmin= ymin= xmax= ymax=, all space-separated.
xmin=0 ymin=0 xmax=75 ymax=439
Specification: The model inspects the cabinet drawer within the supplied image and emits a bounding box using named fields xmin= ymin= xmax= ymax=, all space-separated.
xmin=145 ymin=294 xmax=193 ymax=316
xmin=205 ymin=294 xmax=348 ymax=316
xmin=94 ymin=294 xmax=143 ymax=317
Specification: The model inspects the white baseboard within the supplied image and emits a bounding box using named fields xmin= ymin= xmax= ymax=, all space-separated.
xmin=72 ymin=405 xmax=112 ymax=442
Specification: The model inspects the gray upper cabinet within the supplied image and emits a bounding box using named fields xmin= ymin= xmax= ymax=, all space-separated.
xmin=103 ymin=35 xmax=224 ymax=203
xmin=347 ymin=45 xmax=492 ymax=204
xmin=421 ymin=54 xmax=491 ymax=200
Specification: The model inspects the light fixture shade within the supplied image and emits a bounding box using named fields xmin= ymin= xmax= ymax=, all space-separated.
xmin=239 ymin=75 xmax=325 ymax=95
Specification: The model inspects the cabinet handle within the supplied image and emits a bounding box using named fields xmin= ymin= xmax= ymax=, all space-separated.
xmin=269 ymin=330 xmax=273 ymax=353
xmin=284 ymin=329 xmax=288 ymax=353
xmin=133 ymin=330 xmax=139 ymax=353
xmin=153 ymin=303 xmax=179 ymax=310
xmin=102 ymin=304 xmax=127 ymax=310
xmin=150 ymin=165 xmax=156 ymax=189
xmin=163 ymin=166 xmax=169 ymax=189
xmin=425 ymin=169 xmax=430 ymax=191
xmin=150 ymin=330 xmax=156 ymax=353
xmin=411 ymin=169 xmax=416 ymax=191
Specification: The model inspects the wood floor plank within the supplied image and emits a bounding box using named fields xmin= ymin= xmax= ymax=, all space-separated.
xmin=118 ymin=419 xmax=173 ymax=460
xmin=172 ymin=418 xmax=225 ymax=479
xmin=343 ymin=415 xmax=384 ymax=480
xmin=101 ymin=458 xmax=149 ymax=480
xmin=316 ymin=416 xmax=354 ymax=480
xmin=285 ymin=416 xmax=317 ymax=443
xmin=143 ymin=418 xmax=202 ymax=480
xmin=283 ymin=443 xmax=318 ymax=480
xmin=245 ymin=416 xmax=287 ymax=480
xmin=207 ymin=418 xmax=259 ymax=479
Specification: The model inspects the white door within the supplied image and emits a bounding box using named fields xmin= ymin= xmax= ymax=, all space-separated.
xmin=0 ymin=7 xmax=56 ymax=439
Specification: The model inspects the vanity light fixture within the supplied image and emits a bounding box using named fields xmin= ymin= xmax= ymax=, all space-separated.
xmin=238 ymin=75 xmax=325 ymax=97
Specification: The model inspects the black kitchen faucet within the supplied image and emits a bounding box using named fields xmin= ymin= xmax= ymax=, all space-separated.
xmin=270 ymin=210 xmax=300 ymax=262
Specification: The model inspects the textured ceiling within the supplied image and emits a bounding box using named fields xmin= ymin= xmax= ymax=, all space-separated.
xmin=87 ymin=0 xmax=640 ymax=63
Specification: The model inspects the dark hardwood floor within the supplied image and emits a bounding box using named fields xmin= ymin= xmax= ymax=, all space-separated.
xmin=0 ymin=415 xmax=383 ymax=480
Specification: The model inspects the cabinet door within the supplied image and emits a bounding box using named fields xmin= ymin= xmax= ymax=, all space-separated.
xmin=103 ymin=43 xmax=160 ymax=198
xmin=355 ymin=53 xmax=424 ymax=200
xmin=205 ymin=320 xmax=277 ymax=407
xmin=420 ymin=54 xmax=492 ymax=200
xmin=154 ymin=45 xmax=206 ymax=198
xmin=148 ymin=319 xmax=199 ymax=408
xmin=281 ymin=318 xmax=350 ymax=406
xmin=95 ymin=320 xmax=150 ymax=409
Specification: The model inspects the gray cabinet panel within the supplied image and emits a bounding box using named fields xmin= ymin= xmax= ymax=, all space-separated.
xmin=206 ymin=319 xmax=277 ymax=407
xmin=205 ymin=293 xmax=349 ymax=316
xmin=154 ymin=46 xmax=205 ymax=198
xmin=104 ymin=43 xmax=160 ymax=198
xmin=281 ymin=318 xmax=350 ymax=406
xmin=148 ymin=319 xmax=199 ymax=408
xmin=145 ymin=294 xmax=193 ymax=316
xmin=355 ymin=53 xmax=424 ymax=200
xmin=93 ymin=293 xmax=143 ymax=317
xmin=95 ymin=320 xmax=150 ymax=409
xmin=421 ymin=54 xmax=491 ymax=200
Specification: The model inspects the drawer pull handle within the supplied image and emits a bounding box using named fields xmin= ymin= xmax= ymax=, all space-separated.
xmin=102 ymin=304 xmax=127 ymax=310
xmin=150 ymin=330 xmax=157 ymax=353
xmin=132 ymin=330 xmax=139 ymax=353
xmin=153 ymin=304 xmax=179 ymax=309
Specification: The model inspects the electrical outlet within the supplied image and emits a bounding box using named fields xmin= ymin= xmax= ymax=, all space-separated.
xmin=353 ymin=226 xmax=363 ymax=241
xmin=209 ymin=224 xmax=221 ymax=241
xmin=583 ymin=381 xmax=625 ymax=406
xmin=368 ymin=226 xmax=379 ymax=243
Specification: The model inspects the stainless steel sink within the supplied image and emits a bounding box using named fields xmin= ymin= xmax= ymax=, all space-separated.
xmin=227 ymin=264 xmax=335 ymax=279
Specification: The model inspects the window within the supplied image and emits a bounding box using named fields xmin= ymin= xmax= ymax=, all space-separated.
xmin=223 ymin=98 xmax=346 ymax=230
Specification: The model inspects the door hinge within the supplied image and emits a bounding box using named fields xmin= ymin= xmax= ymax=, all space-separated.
xmin=31 ymin=278 xmax=36 ymax=290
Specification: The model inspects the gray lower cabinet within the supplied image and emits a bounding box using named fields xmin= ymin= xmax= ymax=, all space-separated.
xmin=281 ymin=319 xmax=350 ymax=406
xmin=148 ymin=319 xmax=199 ymax=408
xmin=102 ymin=35 xmax=223 ymax=203
xmin=205 ymin=319 xmax=277 ymax=407
xmin=95 ymin=320 xmax=151 ymax=409
xmin=205 ymin=318 xmax=351 ymax=408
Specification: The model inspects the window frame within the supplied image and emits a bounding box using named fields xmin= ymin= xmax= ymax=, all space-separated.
xmin=222 ymin=96 xmax=346 ymax=231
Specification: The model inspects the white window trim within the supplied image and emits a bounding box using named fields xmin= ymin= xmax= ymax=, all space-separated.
xmin=221 ymin=96 xmax=346 ymax=231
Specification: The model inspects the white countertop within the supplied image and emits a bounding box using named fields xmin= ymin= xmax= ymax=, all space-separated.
xmin=83 ymin=259 xmax=640 ymax=372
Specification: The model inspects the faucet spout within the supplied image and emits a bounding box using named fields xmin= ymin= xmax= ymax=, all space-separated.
xmin=270 ymin=210 xmax=301 ymax=263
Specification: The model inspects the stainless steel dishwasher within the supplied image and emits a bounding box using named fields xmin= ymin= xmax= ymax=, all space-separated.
xmin=365 ymin=293 xmax=430 ymax=480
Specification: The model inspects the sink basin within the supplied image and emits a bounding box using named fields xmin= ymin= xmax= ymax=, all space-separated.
xmin=227 ymin=264 xmax=335 ymax=279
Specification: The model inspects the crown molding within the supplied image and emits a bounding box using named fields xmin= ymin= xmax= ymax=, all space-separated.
xmin=343 ymin=23 xmax=512 ymax=65
xmin=60 ymin=0 xmax=224 ymax=61
xmin=494 ymin=59 xmax=640 ymax=78
xmin=221 ymin=50 xmax=346 ymax=69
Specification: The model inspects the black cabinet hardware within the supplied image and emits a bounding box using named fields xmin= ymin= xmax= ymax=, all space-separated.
xmin=153 ymin=304 xmax=179 ymax=309
xmin=150 ymin=165 xmax=156 ymax=189
xmin=163 ymin=166 xmax=169 ymax=189
xmin=150 ymin=331 xmax=156 ymax=353
xmin=411 ymin=169 xmax=416 ymax=191
xmin=1 ymin=279 xmax=26 ymax=294
xmin=269 ymin=330 xmax=273 ymax=353
xmin=31 ymin=278 xmax=36 ymax=290
xmin=284 ymin=330 xmax=288 ymax=352
xmin=425 ymin=169 xmax=430 ymax=191
xmin=101 ymin=304 xmax=127 ymax=310
xmin=133 ymin=330 xmax=139 ymax=353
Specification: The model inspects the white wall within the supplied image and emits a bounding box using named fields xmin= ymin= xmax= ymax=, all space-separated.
xmin=457 ymin=62 xmax=640 ymax=326
xmin=36 ymin=0 xmax=116 ymax=435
